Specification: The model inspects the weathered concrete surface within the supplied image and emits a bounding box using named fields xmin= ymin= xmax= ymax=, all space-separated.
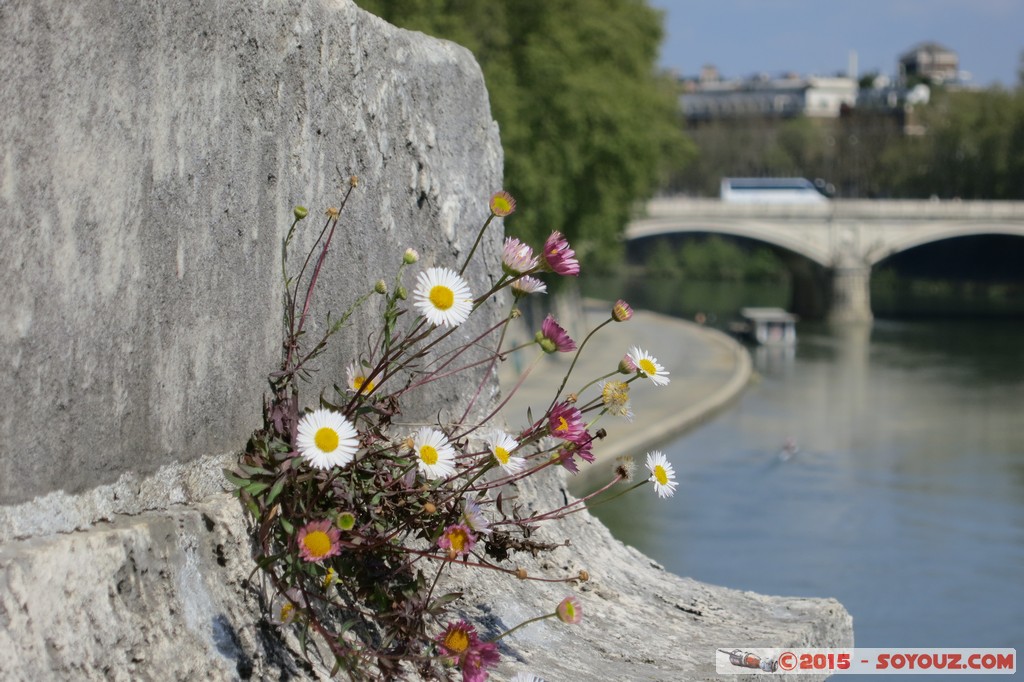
xmin=0 ymin=0 xmax=852 ymax=679
xmin=0 ymin=0 xmax=502 ymax=509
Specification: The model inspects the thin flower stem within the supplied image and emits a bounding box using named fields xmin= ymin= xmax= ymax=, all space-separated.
xmin=458 ymin=214 xmax=495 ymax=276
xmin=545 ymin=317 xmax=613 ymax=415
xmin=584 ymin=480 xmax=650 ymax=510
xmin=490 ymin=612 xmax=556 ymax=643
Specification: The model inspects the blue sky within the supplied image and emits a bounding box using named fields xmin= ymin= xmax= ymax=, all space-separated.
xmin=647 ymin=0 xmax=1023 ymax=87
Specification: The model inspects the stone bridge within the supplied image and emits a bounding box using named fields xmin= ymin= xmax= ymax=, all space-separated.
xmin=627 ymin=197 xmax=1024 ymax=321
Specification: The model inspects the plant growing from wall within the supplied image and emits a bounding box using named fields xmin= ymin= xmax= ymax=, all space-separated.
xmin=226 ymin=181 xmax=678 ymax=681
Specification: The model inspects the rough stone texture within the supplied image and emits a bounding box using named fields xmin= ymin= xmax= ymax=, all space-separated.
xmin=0 ymin=0 xmax=502 ymax=509
xmin=0 ymin=1 xmax=853 ymax=679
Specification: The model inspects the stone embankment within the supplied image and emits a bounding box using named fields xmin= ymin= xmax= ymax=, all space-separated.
xmin=0 ymin=1 xmax=852 ymax=679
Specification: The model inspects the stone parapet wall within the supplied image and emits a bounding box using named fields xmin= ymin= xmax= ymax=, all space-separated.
xmin=0 ymin=1 xmax=852 ymax=678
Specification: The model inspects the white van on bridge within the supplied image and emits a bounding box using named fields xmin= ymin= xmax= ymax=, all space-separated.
xmin=720 ymin=177 xmax=831 ymax=204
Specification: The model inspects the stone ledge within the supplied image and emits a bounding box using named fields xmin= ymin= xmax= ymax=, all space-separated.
xmin=0 ymin=487 xmax=852 ymax=681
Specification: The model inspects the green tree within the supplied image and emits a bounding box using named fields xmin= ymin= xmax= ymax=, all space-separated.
xmin=355 ymin=0 xmax=693 ymax=271
xmin=879 ymin=87 xmax=1024 ymax=199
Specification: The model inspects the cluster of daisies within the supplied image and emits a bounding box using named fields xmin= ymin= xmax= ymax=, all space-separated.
xmin=244 ymin=190 xmax=683 ymax=682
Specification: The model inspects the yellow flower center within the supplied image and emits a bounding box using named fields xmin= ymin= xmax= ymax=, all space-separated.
xmin=420 ymin=444 xmax=439 ymax=465
xmin=280 ymin=602 xmax=295 ymax=623
xmin=302 ymin=530 xmax=332 ymax=559
xmin=555 ymin=416 xmax=569 ymax=433
xmin=491 ymin=197 xmax=511 ymax=214
xmin=447 ymin=528 xmax=468 ymax=552
xmin=563 ymin=602 xmax=576 ymax=620
xmin=429 ymin=285 xmax=455 ymax=310
xmin=602 ymin=381 xmax=629 ymax=408
xmin=443 ymin=628 xmax=470 ymax=654
xmin=494 ymin=446 xmax=510 ymax=465
xmin=323 ymin=568 xmax=337 ymax=587
xmin=315 ymin=427 xmax=339 ymax=452
xmin=353 ymin=375 xmax=375 ymax=393
xmin=638 ymin=358 xmax=658 ymax=376
xmin=654 ymin=465 xmax=669 ymax=486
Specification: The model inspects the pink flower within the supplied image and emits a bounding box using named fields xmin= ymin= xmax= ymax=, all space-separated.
xmin=502 ymin=236 xmax=538 ymax=275
xmin=618 ymin=353 xmax=638 ymax=374
xmin=438 ymin=523 xmax=477 ymax=559
xmin=489 ymin=190 xmax=516 ymax=217
xmin=461 ymin=643 xmax=500 ymax=682
xmin=557 ymin=434 xmax=596 ymax=474
xmin=611 ymin=299 xmax=633 ymax=322
xmin=535 ymin=314 xmax=577 ymax=354
xmin=547 ymin=402 xmax=586 ymax=442
xmin=296 ymin=519 xmax=342 ymax=563
xmin=556 ymin=596 xmax=582 ymax=624
xmin=437 ymin=620 xmax=500 ymax=682
xmin=542 ymin=231 xmax=580 ymax=276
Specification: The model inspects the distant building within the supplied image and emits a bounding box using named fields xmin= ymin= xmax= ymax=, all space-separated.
xmin=681 ymin=74 xmax=857 ymax=122
xmin=898 ymin=42 xmax=959 ymax=85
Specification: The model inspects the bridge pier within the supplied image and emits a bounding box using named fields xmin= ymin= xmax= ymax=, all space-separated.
xmin=828 ymin=265 xmax=873 ymax=323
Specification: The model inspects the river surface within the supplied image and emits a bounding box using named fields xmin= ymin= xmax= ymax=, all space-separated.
xmin=587 ymin=303 xmax=1024 ymax=650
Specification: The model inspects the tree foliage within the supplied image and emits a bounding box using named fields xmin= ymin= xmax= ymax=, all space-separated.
xmin=355 ymin=0 xmax=693 ymax=270
xmin=878 ymin=87 xmax=1024 ymax=199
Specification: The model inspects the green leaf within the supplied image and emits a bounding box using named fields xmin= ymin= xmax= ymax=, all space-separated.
xmin=266 ymin=477 xmax=286 ymax=505
xmin=427 ymin=592 xmax=463 ymax=615
xmin=244 ymin=481 xmax=271 ymax=496
xmin=222 ymin=469 xmax=249 ymax=489
xmin=279 ymin=517 xmax=295 ymax=534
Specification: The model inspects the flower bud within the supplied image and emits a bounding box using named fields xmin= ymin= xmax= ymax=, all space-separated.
xmin=349 ymin=175 xmax=359 ymax=188
xmin=293 ymin=206 xmax=309 ymax=220
xmin=325 ymin=206 xmax=340 ymax=220
xmin=618 ymin=354 xmax=638 ymax=375
xmin=374 ymin=279 xmax=388 ymax=294
xmin=336 ymin=511 xmax=356 ymax=531
xmin=397 ymin=286 xmax=408 ymax=300
xmin=578 ymin=569 xmax=590 ymax=582
xmin=403 ymin=248 xmax=419 ymax=264
xmin=612 ymin=299 xmax=633 ymax=322
xmin=535 ymin=330 xmax=558 ymax=354
xmin=423 ymin=501 xmax=437 ymax=514
xmin=515 ymin=567 xmax=528 ymax=580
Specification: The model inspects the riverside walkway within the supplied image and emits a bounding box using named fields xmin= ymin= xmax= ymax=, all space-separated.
xmin=498 ymin=299 xmax=752 ymax=489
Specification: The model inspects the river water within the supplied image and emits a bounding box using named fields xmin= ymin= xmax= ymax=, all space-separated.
xmin=587 ymin=294 xmax=1024 ymax=649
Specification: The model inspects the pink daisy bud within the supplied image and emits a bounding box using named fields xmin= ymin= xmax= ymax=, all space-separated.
xmin=611 ymin=299 xmax=633 ymax=322
xmin=535 ymin=314 xmax=577 ymax=354
xmin=556 ymin=596 xmax=582 ymax=624
xmin=489 ymin=190 xmax=516 ymax=217
xmin=618 ymin=354 xmax=638 ymax=375
xmin=542 ymin=231 xmax=580 ymax=276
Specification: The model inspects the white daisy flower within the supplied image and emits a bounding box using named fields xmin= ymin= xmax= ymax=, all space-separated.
xmin=645 ymin=450 xmax=678 ymax=498
xmin=296 ymin=408 xmax=360 ymax=470
xmin=412 ymin=427 xmax=457 ymax=480
xmin=345 ymin=361 xmax=376 ymax=395
xmin=412 ymin=266 xmax=473 ymax=328
xmin=462 ymin=498 xmax=492 ymax=535
xmin=485 ymin=430 xmax=526 ymax=474
xmin=510 ymin=274 xmax=547 ymax=297
xmin=627 ymin=346 xmax=670 ymax=386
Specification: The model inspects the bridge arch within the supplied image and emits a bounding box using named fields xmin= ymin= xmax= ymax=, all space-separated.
xmin=869 ymin=223 xmax=1024 ymax=266
xmin=626 ymin=198 xmax=1024 ymax=322
xmin=626 ymin=218 xmax=831 ymax=266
